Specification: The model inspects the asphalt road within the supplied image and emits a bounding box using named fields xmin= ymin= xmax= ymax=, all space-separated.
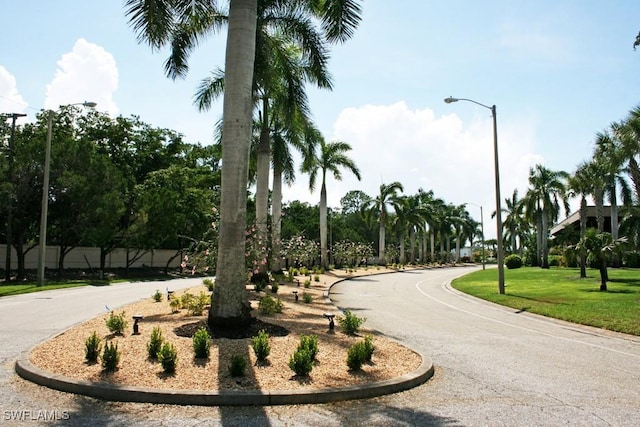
xmin=1 ymin=267 xmax=639 ymax=426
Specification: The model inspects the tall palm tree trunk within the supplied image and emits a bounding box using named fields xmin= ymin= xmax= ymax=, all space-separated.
xmin=379 ymin=210 xmax=386 ymax=264
xmin=271 ymin=164 xmax=283 ymax=272
xmin=541 ymin=212 xmax=549 ymax=269
xmin=255 ymin=97 xmax=271 ymax=273
xmin=579 ymin=196 xmax=587 ymax=278
xmin=319 ymin=181 xmax=329 ymax=269
xmin=209 ymin=0 xmax=257 ymax=328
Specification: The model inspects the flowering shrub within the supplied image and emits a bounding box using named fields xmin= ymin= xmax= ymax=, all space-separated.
xmin=182 ymin=205 xmax=219 ymax=274
xmin=331 ymin=240 xmax=374 ymax=268
xmin=246 ymin=222 xmax=269 ymax=274
xmin=279 ymin=234 xmax=319 ymax=269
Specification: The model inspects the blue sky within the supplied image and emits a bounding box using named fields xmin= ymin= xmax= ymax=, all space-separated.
xmin=1 ymin=1 xmax=639 ymax=239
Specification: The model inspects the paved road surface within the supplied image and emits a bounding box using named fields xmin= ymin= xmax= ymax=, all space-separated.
xmin=1 ymin=267 xmax=639 ymax=426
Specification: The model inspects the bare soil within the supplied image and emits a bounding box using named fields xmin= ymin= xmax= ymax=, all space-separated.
xmin=29 ymin=268 xmax=421 ymax=392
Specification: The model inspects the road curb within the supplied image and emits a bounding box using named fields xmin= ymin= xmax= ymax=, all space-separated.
xmin=15 ymin=352 xmax=433 ymax=406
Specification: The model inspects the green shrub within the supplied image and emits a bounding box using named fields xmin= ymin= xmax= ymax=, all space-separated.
xmin=105 ymin=311 xmax=128 ymax=335
xmin=202 ymin=278 xmax=215 ymax=291
xmin=169 ymin=298 xmax=181 ymax=313
xmin=363 ymin=335 xmax=375 ymax=362
xmin=288 ymin=348 xmax=313 ymax=376
xmin=180 ymin=291 xmax=208 ymax=316
xmin=346 ymin=341 xmax=366 ymax=371
xmin=303 ymin=279 xmax=311 ymax=288
xmin=158 ymin=342 xmax=178 ymax=373
xmin=251 ymin=330 xmax=271 ymax=362
xmin=152 ymin=289 xmax=162 ymax=302
xmin=147 ymin=326 xmax=164 ymax=359
xmin=504 ymin=254 xmax=523 ymax=270
xmin=313 ymin=275 xmax=320 ymax=282
xmin=548 ymin=255 xmax=561 ymax=267
xmin=250 ymin=272 xmax=270 ymax=292
xmin=229 ymin=354 xmax=247 ymax=377
xmin=84 ymin=331 xmax=101 ymax=363
xmin=299 ymin=267 xmax=309 ymax=276
xmin=192 ymin=327 xmax=211 ymax=359
xmin=298 ymin=335 xmax=319 ymax=360
xmin=302 ymin=292 xmax=313 ymax=304
xmin=101 ymin=341 xmax=120 ymax=371
xmin=270 ymin=283 xmax=279 ymax=294
xmin=258 ymin=294 xmax=283 ymax=315
xmin=337 ymin=310 xmax=366 ymax=335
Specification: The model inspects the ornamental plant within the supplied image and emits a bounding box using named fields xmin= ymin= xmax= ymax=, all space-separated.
xmin=337 ymin=310 xmax=366 ymax=335
xmin=147 ymin=326 xmax=164 ymax=359
xmin=192 ymin=327 xmax=211 ymax=359
xmin=105 ymin=311 xmax=128 ymax=335
xmin=251 ymin=330 xmax=271 ymax=362
xmin=229 ymin=354 xmax=247 ymax=377
xmin=84 ymin=331 xmax=102 ymax=363
xmin=158 ymin=342 xmax=178 ymax=373
xmin=101 ymin=341 xmax=120 ymax=372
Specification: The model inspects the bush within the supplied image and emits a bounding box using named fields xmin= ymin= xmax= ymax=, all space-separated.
xmin=181 ymin=291 xmax=208 ymax=316
xmin=84 ymin=331 xmax=101 ymax=363
xmin=258 ymin=294 xmax=283 ymax=315
xmin=303 ymin=279 xmax=311 ymax=288
xmin=363 ymin=335 xmax=375 ymax=362
xmin=105 ymin=311 xmax=128 ymax=335
xmin=270 ymin=283 xmax=279 ymax=294
xmin=192 ymin=327 xmax=211 ymax=359
xmin=169 ymin=298 xmax=181 ymax=313
xmin=504 ymin=254 xmax=523 ymax=270
xmin=158 ymin=342 xmax=178 ymax=373
xmin=548 ymin=255 xmax=560 ymax=267
xmin=229 ymin=354 xmax=247 ymax=377
xmin=101 ymin=341 xmax=120 ymax=372
xmin=147 ymin=326 xmax=164 ymax=359
xmin=313 ymin=275 xmax=320 ymax=282
xmin=251 ymin=330 xmax=271 ymax=362
xmin=288 ymin=348 xmax=313 ymax=376
xmin=202 ymin=278 xmax=215 ymax=291
xmin=346 ymin=341 xmax=366 ymax=371
xmin=302 ymin=292 xmax=313 ymax=304
xmin=250 ymin=272 xmax=270 ymax=292
xmin=337 ymin=310 xmax=366 ymax=335
xmin=298 ymin=335 xmax=318 ymax=360
xmin=152 ymin=289 xmax=162 ymax=302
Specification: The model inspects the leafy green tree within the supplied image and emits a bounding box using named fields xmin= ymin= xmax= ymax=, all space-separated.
xmin=568 ymin=162 xmax=595 ymax=278
xmin=362 ymin=182 xmax=404 ymax=264
xmin=574 ymin=229 xmax=626 ymax=291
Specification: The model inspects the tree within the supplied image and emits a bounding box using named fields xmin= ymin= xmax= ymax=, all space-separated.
xmin=574 ymin=229 xmax=625 ymax=291
xmin=524 ymin=164 xmax=570 ymax=269
xmin=362 ymin=182 xmax=404 ymax=264
xmin=303 ymin=138 xmax=361 ymax=269
xmin=568 ymin=162 xmax=595 ymax=278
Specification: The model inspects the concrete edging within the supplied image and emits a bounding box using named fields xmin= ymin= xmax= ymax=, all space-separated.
xmin=15 ymin=353 xmax=433 ymax=406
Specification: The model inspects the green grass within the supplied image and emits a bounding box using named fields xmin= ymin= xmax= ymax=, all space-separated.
xmin=0 ymin=279 xmax=112 ymax=297
xmin=452 ymin=267 xmax=640 ymax=336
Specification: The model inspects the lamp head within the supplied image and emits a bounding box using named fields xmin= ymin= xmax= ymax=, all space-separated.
xmin=444 ymin=97 xmax=459 ymax=104
xmin=83 ymin=101 xmax=97 ymax=108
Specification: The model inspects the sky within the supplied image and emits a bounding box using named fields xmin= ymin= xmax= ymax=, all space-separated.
xmin=1 ymin=1 xmax=640 ymax=240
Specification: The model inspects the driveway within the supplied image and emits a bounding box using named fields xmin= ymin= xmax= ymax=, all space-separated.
xmin=2 ymin=267 xmax=639 ymax=426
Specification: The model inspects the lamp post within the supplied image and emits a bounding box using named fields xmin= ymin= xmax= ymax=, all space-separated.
xmin=3 ymin=113 xmax=27 ymax=281
xmin=445 ymin=97 xmax=504 ymax=294
xmin=37 ymin=102 xmax=96 ymax=286
xmin=468 ymin=202 xmax=485 ymax=270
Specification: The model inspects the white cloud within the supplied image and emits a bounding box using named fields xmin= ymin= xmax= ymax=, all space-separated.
xmin=0 ymin=66 xmax=28 ymax=113
xmin=45 ymin=38 xmax=119 ymax=114
xmin=281 ymin=101 xmax=544 ymax=239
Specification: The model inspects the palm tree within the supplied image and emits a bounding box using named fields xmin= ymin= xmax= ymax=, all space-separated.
xmin=125 ymin=0 xmax=362 ymax=327
xmin=568 ymin=162 xmax=595 ymax=278
xmin=493 ymin=189 xmax=524 ymax=254
xmin=613 ymin=108 xmax=640 ymax=202
xmin=303 ymin=138 xmax=361 ymax=269
xmin=524 ymin=164 xmax=570 ymax=269
xmin=363 ymin=182 xmax=404 ymax=264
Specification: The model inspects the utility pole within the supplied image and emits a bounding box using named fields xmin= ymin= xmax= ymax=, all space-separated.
xmin=3 ymin=113 xmax=26 ymax=281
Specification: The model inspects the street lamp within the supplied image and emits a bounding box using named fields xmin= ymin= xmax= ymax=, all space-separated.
xmin=445 ymin=96 xmax=505 ymax=294
xmin=467 ymin=202 xmax=485 ymax=270
xmin=37 ymin=101 xmax=97 ymax=286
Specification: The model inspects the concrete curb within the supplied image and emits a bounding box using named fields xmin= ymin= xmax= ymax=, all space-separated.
xmin=15 ymin=353 xmax=433 ymax=406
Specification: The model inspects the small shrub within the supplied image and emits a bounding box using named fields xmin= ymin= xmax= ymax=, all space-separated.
xmin=229 ymin=354 xmax=247 ymax=377
xmin=288 ymin=348 xmax=313 ymax=376
xmin=169 ymin=298 xmax=181 ymax=313
xmin=303 ymin=279 xmax=311 ymax=288
xmin=147 ymin=326 xmax=164 ymax=359
xmin=346 ymin=341 xmax=366 ymax=371
xmin=152 ymin=289 xmax=162 ymax=302
xmin=548 ymin=255 xmax=560 ymax=267
xmin=258 ymin=294 xmax=283 ymax=315
xmin=105 ymin=311 xmax=128 ymax=335
xmin=363 ymin=335 xmax=375 ymax=362
xmin=158 ymin=342 xmax=178 ymax=373
xmin=180 ymin=291 xmax=208 ymax=316
xmin=84 ymin=331 xmax=102 ymax=363
xmin=313 ymin=275 xmax=320 ymax=282
xmin=251 ymin=330 xmax=271 ymax=362
xmin=270 ymin=283 xmax=279 ymax=294
xmin=298 ymin=335 xmax=318 ymax=360
xmin=202 ymin=278 xmax=215 ymax=291
xmin=302 ymin=292 xmax=313 ymax=303
xmin=192 ymin=327 xmax=211 ymax=359
xmin=250 ymin=272 xmax=270 ymax=292
xmin=504 ymin=254 xmax=523 ymax=269
xmin=101 ymin=341 xmax=120 ymax=372
xmin=299 ymin=267 xmax=309 ymax=276
xmin=337 ymin=310 xmax=366 ymax=335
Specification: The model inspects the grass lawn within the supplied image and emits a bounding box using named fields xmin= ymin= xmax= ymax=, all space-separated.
xmin=0 ymin=279 xmax=113 ymax=298
xmin=452 ymin=267 xmax=640 ymax=336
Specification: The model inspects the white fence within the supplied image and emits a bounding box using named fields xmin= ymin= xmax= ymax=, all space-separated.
xmin=0 ymin=245 xmax=182 ymax=270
